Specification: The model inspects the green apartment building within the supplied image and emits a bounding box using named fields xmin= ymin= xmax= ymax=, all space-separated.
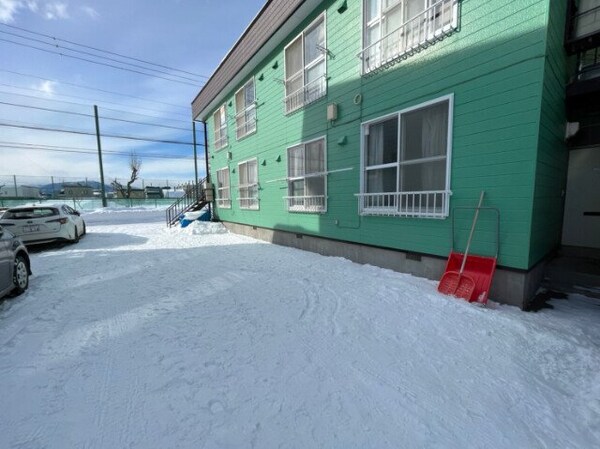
xmin=192 ymin=0 xmax=600 ymax=308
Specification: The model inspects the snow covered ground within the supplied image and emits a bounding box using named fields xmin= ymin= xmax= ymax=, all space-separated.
xmin=1 ymin=209 xmax=599 ymax=449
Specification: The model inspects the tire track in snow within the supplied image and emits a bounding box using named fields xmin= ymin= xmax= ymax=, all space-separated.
xmin=295 ymin=277 xmax=343 ymax=336
xmin=297 ymin=278 xmax=314 ymax=321
xmin=93 ymin=356 xmax=114 ymax=449
xmin=323 ymin=285 xmax=342 ymax=336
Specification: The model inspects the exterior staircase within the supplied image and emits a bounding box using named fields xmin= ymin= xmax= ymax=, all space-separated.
xmin=165 ymin=179 xmax=210 ymax=227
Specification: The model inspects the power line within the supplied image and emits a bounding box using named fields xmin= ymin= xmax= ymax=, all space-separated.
xmin=0 ymin=100 xmax=192 ymax=132
xmin=0 ymin=122 xmax=203 ymax=146
xmin=0 ymin=82 xmax=191 ymax=120
xmin=0 ymin=140 xmax=93 ymax=152
xmin=0 ymin=37 xmax=200 ymax=87
xmin=98 ymin=105 xmax=192 ymax=126
xmin=0 ymin=69 xmax=191 ymax=111
xmin=0 ymin=29 xmax=205 ymax=85
xmin=0 ymin=88 xmax=192 ymax=125
xmin=0 ymin=22 xmax=209 ymax=80
xmin=0 ymin=142 xmax=196 ymax=160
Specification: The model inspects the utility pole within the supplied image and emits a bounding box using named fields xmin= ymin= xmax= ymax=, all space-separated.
xmin=94 ymin=105 xmax=107 ymax=207
xmin=193 ymin=121 xmax=199 ymax=185
xmin=202 ymin=121 xmax=212 ymax=219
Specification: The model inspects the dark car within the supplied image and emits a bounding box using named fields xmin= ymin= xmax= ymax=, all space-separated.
xmin=0 ymin=225 xmax=31 ymax=300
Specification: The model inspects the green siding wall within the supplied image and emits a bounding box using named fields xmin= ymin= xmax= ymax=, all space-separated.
xmin=529 ymin=0 xmax=569 ymax=266
xmin=204 ymin=0 xmax=562 ymax=270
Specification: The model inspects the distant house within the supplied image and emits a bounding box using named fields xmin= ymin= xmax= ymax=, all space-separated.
xmin=115 ymin=188 xmax=145 ymax=199
xmin=164 ymin=189 xmax=185 ymax=199
xmin=61 ymin=183 xmax=94 ymax=198
xmin=192 ymin=0 xmax=600 ymax=309
xmin=0 ymin=185 xmax=41 ymax=198
xmin=144 ymin=186 xmax=164 ymax=199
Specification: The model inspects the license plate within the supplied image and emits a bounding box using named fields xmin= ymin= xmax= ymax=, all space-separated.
xmin=23 ymin=225 xmax=40 ymax=233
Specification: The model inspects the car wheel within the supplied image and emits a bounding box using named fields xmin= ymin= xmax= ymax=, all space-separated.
xmin=82 ymin=222 xmax=86 ymax=236
xmin=12 ymin=255 xmax=29 ymax=295
xmin=71 ymin=227 xmax=79 ymax=244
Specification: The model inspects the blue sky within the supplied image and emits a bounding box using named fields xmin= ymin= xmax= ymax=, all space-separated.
xmin=0 ymin=0 xmax=264 ymax=186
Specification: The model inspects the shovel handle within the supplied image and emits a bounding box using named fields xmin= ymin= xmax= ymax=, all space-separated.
xmin=459 ymin=191 xmax=485 ymax=274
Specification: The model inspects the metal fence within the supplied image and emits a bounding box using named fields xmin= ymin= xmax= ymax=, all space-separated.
xmin=0 ymin=174 xmax=191 ymax=201
xmin=0 ymin=197 xmax=177 ymax=212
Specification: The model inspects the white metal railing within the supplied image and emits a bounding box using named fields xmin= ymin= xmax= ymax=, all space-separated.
xmin=216 ymin=198 xmax=231 ymax=208
xmin=238 ymin=197 xmax=259 ymax=209
xmin=235 ymin=105 xmax=257 ymax=139
xmin=356 ymin=190 xmax=451 ymax=219
xmin=284 ymin=195 xmax=326 ymax=213
xmin=577 ymin=48 xmax=600 ymax=81
xmin=359 ymin=0 xmax=458 ymax=74
xmin=285 ymin=74 xmax=327 ymax=114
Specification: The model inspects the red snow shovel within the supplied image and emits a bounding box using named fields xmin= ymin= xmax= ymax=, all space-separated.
xmin=438 ymin=191 xmax=485 ymax=300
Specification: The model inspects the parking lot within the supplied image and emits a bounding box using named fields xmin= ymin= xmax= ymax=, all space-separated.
xmin=1 ymin=209 xmax=598 ymax=448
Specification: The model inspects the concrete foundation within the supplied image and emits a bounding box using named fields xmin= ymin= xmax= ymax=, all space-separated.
xmin=222 ymin=221 xmax=547 ymax=309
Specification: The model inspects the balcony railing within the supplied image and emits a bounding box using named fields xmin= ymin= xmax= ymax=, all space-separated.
xmin=284 ymin=195 xmax=326 ymax=213
xmin=216 ymin=198 xmax=231 ymax=208
xmin=575 ymin=48 xmax=600 ymax=81
xmin=356 ymin=190 xmax=451 ymax=219
xmin=238 ymin=197 xmax=259 ymax=209
xmin=359 ymin=0 xmax=458 ymax=74
xmin=284 ymin=74 xmax=327 ymax=114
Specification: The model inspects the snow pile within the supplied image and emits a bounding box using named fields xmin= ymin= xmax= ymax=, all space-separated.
xmin=184 ymin=220 xmax=228 ymax=235
xmin=0 ymin=209 xmax=599 ymax=449
xmin=181 ymin=210 xmax=204 ymax=221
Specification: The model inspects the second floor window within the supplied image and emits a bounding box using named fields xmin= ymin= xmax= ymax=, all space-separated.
xmin=235 ymin=79 xmax=256 ymax=139
xmin=573 ymin=0 xmax=600 ymax=40
xmin=213 ymin=104 xmax=228 ymax=150
xmin=284 ymin=14 xmax=327 ymax=114
xmin=361 ymin=0 xmax=458 ymax=73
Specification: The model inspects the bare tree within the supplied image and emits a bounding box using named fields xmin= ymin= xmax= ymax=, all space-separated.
xmin=112 ymin=153 xmax=142 ymax=198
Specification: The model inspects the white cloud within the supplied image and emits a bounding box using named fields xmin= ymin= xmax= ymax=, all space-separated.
xmin=0 ymin=0 xmax=71 ymax=23
xmin=25 ymin=0 xmax=37 ymax=12
xmin=36 ymin=80 xmax=56 ymax=96
xmin=81 ymin=5 xmax=98 ymax=20
xmin=44 ymin=1 xmax=68 ymax=20
xmin=0 ymin=0 xmax=23 ymax=23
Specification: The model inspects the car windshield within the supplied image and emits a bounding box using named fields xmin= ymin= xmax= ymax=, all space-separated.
xmin=3 ymin=208 xmax=59 ymax=219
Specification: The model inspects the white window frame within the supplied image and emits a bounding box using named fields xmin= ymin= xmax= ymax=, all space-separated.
xmin=238 ymin=158 xmax=259 ymax=210
xmin=358 ymin=94 xmax=453 ymax=218
xmin=213 ymin=104 xmax=228 ymax=151
xmin=285 ymin=136 xmax=327 ymax=213
xmin=216 ymin=167 xmax=231 ymax=209
xmin=360 ymin=0 xmax=459 ymax=74
xmin=235 ymin=78 xmax=257 ymax=140
xmin=574 ymin=0 xmax=600 ymax=39
xmin=284 ymin=13 xmax=327 ymax=114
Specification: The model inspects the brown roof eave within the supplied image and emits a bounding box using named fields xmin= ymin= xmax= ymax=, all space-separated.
xmin=190 ymin=0 xmax=274 ymax=112
xmin=191 ymin=0 xmax=308 ymax=122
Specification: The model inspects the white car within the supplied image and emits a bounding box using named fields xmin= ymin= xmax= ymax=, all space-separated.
xmin=0 ymin=204 xmax=86 ymax=245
